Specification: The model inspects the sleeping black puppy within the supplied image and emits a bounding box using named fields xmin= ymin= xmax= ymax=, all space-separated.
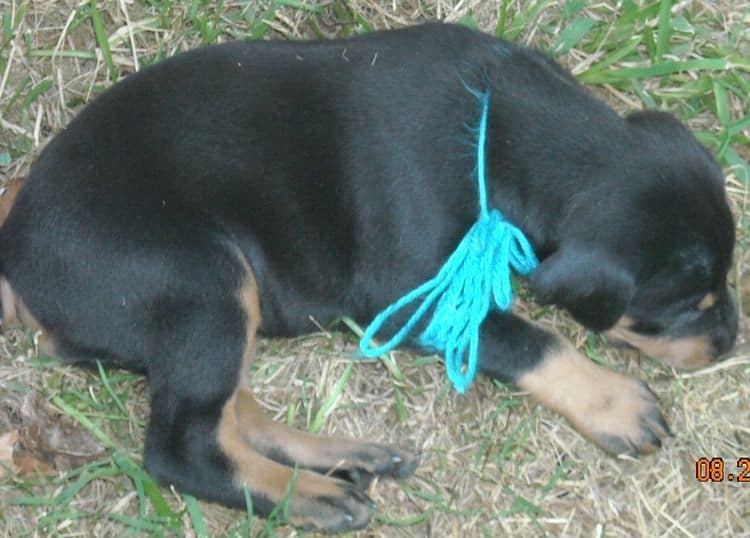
xmin=0 ymin=23 xmax=737 ymax=532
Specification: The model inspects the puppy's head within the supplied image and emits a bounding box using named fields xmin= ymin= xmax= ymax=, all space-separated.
xmin=530 ymin=110 xmax=737 ymax=369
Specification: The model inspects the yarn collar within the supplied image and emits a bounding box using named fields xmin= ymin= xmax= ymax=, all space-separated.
xmin=359 ymin=87 xmax=538 ymax=393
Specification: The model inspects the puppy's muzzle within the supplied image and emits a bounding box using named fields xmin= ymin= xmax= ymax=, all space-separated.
xmin=711 ymin=288 xmax=738 ymax=359
xmin=608 ymin=287 xmax=738 ymax=369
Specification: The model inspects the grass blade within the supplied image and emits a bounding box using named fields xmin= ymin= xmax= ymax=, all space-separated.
xmin=96 ymin=361 xmax=129 ymax=417
xmin=310 ymin=361 xmax=353 ymax=434
xmin=655 ymin=0 xmax=672 ymax=62
xmin=713 ymin=80 xmax=730 ymax=127
xmin=89 ymin=0 xmax=117 ymax=80
xmin=51 ymin=395 xmax=119 ymax=451
xmin=339 ymin=316 xmax=405 ymax=382
xmin=554 ymin=17 xmax=595 ymax=56
xmin=580 ymin=58 xmax=728 ymax=84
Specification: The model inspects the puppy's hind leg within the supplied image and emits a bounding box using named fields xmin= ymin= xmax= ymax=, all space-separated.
xmin=234 ymin=267 xmax=418 ymax=490
xmin=232 ymin=387 xmax=419 ymax=490
xmin=142 ymin=259 xmax=375 ymax=532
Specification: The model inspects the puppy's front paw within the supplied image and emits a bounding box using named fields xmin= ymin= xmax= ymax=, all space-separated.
xmin=517 ymin=344 xmax=670 ymax=456
xmin=578 ymin=378 xmax=670 ymax=455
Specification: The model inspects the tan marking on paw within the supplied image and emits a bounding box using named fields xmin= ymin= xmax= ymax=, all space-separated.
xmin=517 ymin=343 xmax=669 ymax=455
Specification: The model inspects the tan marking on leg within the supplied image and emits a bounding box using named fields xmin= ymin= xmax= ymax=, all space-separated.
xmin=697 ymin=292 xmax=717 ymax=311
xmin=229 ymin=246 xmax=261 ymax=376
xmin=0 ymin=277 xmax=56 ymax=356
xmin=0 ymin=177 xmax=52 ymax=353
xmin=607 ymin=322 xmax=713 ymax=369
xmin=238 ymin=270 xmax=261 ymax=370
xmin=214 ymin=249 xmax=374 ymax=530
xmin=613 ymin=315 xmax=636 ymax=329
xmin=233 ymin=388 xmax=353 ymax=469
xmin=233 ymin=387 xmax=415 ymax=478
xmin=227 ymin=247 xmax=416 ymax=481
xmin=218 ymin=392 xmax=343 ymax=499
xmin=0 ymin=177 xmax=26 ymax=227
xmin=217 ymin=389 xmax=372 ymax=531
xmin=517 ymin=342 xmax=668 ymax=455
xmin=1 ymin=277 xmax=19 ymax=326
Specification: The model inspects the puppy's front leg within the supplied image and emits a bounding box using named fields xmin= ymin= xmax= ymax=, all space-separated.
xmin=478 ymin=313 xmax=670 ymax=455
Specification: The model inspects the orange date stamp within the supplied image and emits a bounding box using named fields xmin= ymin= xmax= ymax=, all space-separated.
xmin=696 ymin=457 xmax=750 ymax=482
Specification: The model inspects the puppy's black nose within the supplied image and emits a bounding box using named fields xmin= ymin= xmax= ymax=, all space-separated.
xmin=713 ymin=328 xmax=735 ymax=359
xmin=713 ymin=288 xmax=738 ymax=359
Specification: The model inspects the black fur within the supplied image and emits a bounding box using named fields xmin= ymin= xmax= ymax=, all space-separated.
xmin=0 ymin=24 xmax=737 ymax=515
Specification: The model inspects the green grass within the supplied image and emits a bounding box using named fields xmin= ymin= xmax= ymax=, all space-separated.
xmin=0 ymin=1 xmax=748 ymax=537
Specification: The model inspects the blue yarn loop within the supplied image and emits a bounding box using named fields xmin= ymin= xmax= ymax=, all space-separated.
xmin=359 ymin=88 xmax=538 ymax=393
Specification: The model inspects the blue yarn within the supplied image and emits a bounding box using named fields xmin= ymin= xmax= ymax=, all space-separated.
xmin=359 ymin=88 xmax=538 ymax=393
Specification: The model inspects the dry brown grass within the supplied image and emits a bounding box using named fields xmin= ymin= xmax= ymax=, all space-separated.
xmin=1 ymin=1 xmax=749 ymax=537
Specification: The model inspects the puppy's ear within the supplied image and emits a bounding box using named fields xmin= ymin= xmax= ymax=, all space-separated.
xmin=530 ymin=244 xmax=635 ymax=331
